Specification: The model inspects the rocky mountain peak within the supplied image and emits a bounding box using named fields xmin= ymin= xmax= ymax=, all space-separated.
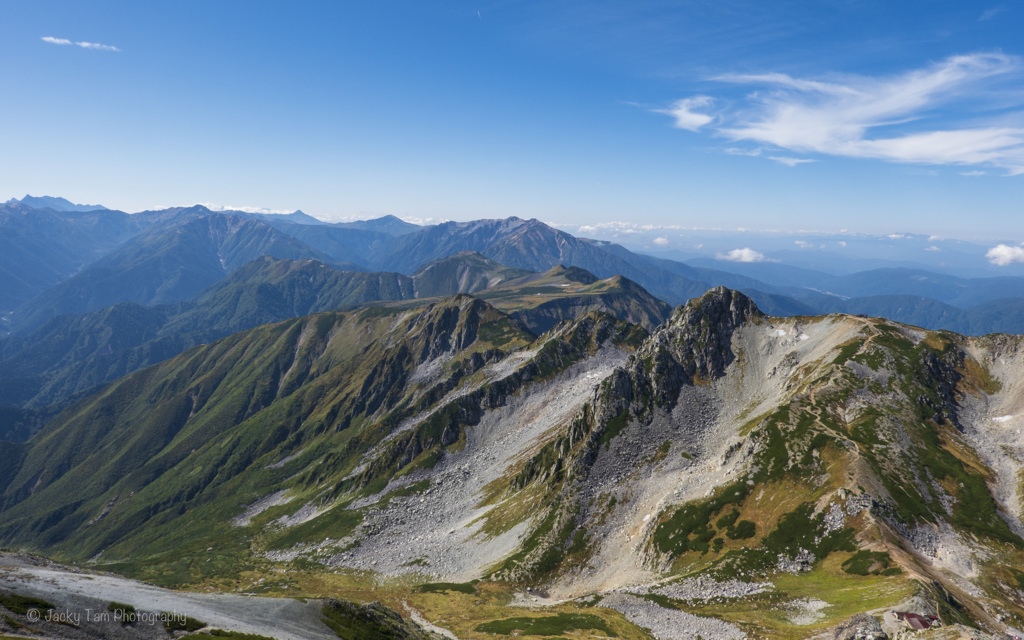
xmin=643 ymin=286 xmax=763 ymax=385
xmin=670 ymin=286 xmax=762 ymax=330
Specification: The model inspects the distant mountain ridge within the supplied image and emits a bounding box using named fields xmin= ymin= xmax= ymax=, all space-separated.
xmin=5 ymin=198 xmax=1024 ymax=341
xmin=0 ymin=255 xmax=668 ymax=410
xmin=4 ymin=195 xmax=108 ymax=212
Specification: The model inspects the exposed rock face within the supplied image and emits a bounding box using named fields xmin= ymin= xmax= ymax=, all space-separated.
xmin=827 ymin=613 xmax=888 ymax=640
xmin=664 ymin=285 xmax=763 ymax=382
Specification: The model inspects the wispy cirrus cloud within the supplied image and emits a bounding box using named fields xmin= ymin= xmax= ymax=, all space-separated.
xmin=42 ymin=36 xmax=120 ymax=52
xmin=661 ymin=53 xmax=1024 ymax=174
xmin=659 ymin=96 xmax=715 ymax=131
xmin=768 ymin=156 xmax=815 ymax=167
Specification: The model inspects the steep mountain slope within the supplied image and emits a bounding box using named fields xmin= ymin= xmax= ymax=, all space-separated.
xmin=0 ymin=296 xmax=631 ymax=562
xmin=8 ymin=212 xmax=339 ymax=333
xmin=1 ymin=288 xmax=1022 ymax=638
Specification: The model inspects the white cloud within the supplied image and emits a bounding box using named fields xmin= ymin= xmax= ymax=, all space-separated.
xmin=768 ymin=156 xmax=814 ymax=166
xmin=652 ymin=237 xmax=670 ymax=246
xmin=961 ymin=170 xmax=987 ymax=176
xmin=42 ymin=36 xmax=119 ymax=52
xmin=888 ymin=233 xmax=908 ymax=239
xmin=716 ymin=247 xmax=765 ymax=262
xmin=925 ymin=245 xmax=941 ymax=251
xmin=663 ymin=54 xmax=1024 ymax=174
xmin=398 ymin=216 xmax=442 ymax=225
xmin=838 ymin=241 xmax=847 ymax=247
xmin=199 ymin=202 xmax=297 ymax=215
xmin=986 ymin=243 xmax=1024 ymax=266
xmin=725 ymin=147 xmax=762 ymax=156
xmin=661 ymin=96 xmax=714 ymax=131
xmin=794 ymin=240 xmax=812 ymax=248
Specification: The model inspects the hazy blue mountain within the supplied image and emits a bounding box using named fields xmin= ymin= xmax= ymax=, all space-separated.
xmin=685 ymin=257 xmax=843 ymax=291
xmin=334 ymin=214 xmax=421 ymax=236
xmin=8 ymin=212 xmax=339 ymax=333
xmin=0 ymin=203 xmax=149 ymax=317
xmin=825 ymin=295 xmax=1024 ymax=336
xmin=411 ymin=251 xmax=532 ymax=297
xmin=236 ymin=209 xmax=329 ymax=226
xmin=4 ymin=195 xmax=108 ymax=212
xmin=825 ymin=268 xmax=1024 ymax=307
xmin=690 ymin=258 xmax=1024 ymax=308
xmin=263 ymin=221 xmax=391 ymax=266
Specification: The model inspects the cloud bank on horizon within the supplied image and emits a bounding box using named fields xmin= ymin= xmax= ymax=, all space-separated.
xmin=664 ymin=53 xmax=1024 ymax=175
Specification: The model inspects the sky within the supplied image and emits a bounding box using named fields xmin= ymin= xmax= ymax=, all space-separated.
xmin=2 ymin=1 xmax=1024 ymax=240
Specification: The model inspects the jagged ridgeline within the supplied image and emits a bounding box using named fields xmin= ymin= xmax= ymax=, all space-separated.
xmin=1 ymin=288 xmax=1023 ymax=633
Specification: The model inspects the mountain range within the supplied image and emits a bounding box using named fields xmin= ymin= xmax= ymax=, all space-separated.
xmin=1 ymin=196 xmax=1024 ymax=639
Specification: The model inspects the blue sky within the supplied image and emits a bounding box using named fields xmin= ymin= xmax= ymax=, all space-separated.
xmin=2 ymin=1 xmax=1023 ymax=239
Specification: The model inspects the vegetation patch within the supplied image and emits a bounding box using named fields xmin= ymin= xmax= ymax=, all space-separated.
xmin=711 ymin=502 xmax=855 ymax=578
xmin=652 ymin=481 xmax=749 ymax=556
xmin=183 ymin=630 xmax=276 ymax=640
xmin=415 ymin=582 xmax=476 ymax=595
xmin=108 ymin=601 xmax=137 ymax=625
xmin=164 ymin=614 xmax=207 ymax=632
xmin=0 ymin=592 xmax=54 ymax=615
xmin=841 ymin=550 xmax=894 ymax=576
xmin=475 ymin=612 xmax=617 ymax=636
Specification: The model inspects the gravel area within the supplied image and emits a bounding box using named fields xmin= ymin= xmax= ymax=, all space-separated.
xmin=600 ymin=592 xmax=746 ymax=640
xmin=329 ymin=346 xmax=628 ymax=580
xmin=784 ymin=597 xmax=831 ymax=626
xmin=625 ymin=575 xmax=774 ymax=603
xmin=0 ymin=554 xmax=334 ymax=640
xmin=960 ymin=338 xmax=1024 ymax=540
